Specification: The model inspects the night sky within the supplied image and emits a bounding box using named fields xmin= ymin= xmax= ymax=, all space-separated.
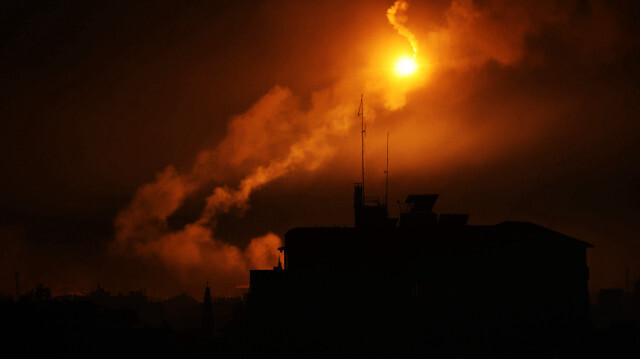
xmin=1 ymin=0 xmax=639 ymax=299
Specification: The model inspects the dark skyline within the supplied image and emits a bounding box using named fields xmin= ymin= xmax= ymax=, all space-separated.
xmin=1 ymin=0 xmax=640 ymax=298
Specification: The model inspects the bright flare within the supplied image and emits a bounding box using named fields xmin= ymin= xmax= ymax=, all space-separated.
xmin=395 ymin=56 xmax=417 ymax=77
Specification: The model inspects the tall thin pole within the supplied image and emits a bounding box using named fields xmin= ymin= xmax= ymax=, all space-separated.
xmin=358 ymin=94 xmax=365 ymax=199
xmin=15 ymin=272 xmax=20 ymax=300
xmin=385 ymin=132 xmax=389 ymax=209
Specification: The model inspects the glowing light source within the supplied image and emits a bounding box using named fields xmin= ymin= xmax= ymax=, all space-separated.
xmin=394 ymin=56 xmax=417 ymax=77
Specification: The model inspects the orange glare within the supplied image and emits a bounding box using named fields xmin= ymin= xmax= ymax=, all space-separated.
xmin=394 ymin=56 xmax=417 ymax=76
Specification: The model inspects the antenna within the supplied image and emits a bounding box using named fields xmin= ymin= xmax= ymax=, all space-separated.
xmin=358 ymin=94 xmax=366 ymax=198
xmin=385 ymin=132 xmax=389 ymax=211
xmin=15 ymin=272 xmax=20 ymax=300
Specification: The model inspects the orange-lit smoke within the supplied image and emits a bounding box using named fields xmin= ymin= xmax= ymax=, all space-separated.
xmin=387 ymin=0 xmax=418 ymax=58
xmin=418 ymin=0 xmax=604 ymax=69
xmin=113 ymin=0 xmax=618 ymax=293
xmin=368 ymin=0 xmax=622 ymax=179
xmin=114 ymin=65 xmax=422 ymax=291
xmin=117 ymin=0 xmax=540 ymax=292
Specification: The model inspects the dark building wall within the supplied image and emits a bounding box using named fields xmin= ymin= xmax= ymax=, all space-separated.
xmin=245 ymin=204 xmax=593 ymax=359
xmin=240 ymin=187 xmax=596 ymax=356
xmin=249 ymin=222 xmax=591 ymax=344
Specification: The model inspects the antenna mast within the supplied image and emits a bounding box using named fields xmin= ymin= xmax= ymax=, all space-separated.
xmin=385 ymin=132 xmax=389 ymax=210
xmin=15 ymin=272 xmax=20 ymax=300
xmin=358 ymin=94 xmax=365 ymax=198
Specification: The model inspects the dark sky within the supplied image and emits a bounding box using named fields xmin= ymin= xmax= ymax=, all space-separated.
xmin=1 ymin=0 xmax=639 ymax=298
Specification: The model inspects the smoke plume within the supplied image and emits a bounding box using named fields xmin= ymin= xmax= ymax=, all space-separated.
xmin=114 ymin=70 xmax=421 ymax=292
xmin=387 ymin=0 xmax=418 ymax=58
xmin=112 ymin=0 xmax=630 ymax=294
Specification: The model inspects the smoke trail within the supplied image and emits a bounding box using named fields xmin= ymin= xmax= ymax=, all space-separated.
xmin=113 ymin=80 xmax=401 ymax=292
xmin=112 ymin=0 xmax=609 ymax=294
xmin=113 ymin=3 xmax=429 ymax=293
xmin=387 ymin=0 xmax=418 ymax=58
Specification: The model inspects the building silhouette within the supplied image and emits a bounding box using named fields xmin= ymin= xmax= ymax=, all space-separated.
xmin=246 ymin=184 xmax=594 ymax=356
